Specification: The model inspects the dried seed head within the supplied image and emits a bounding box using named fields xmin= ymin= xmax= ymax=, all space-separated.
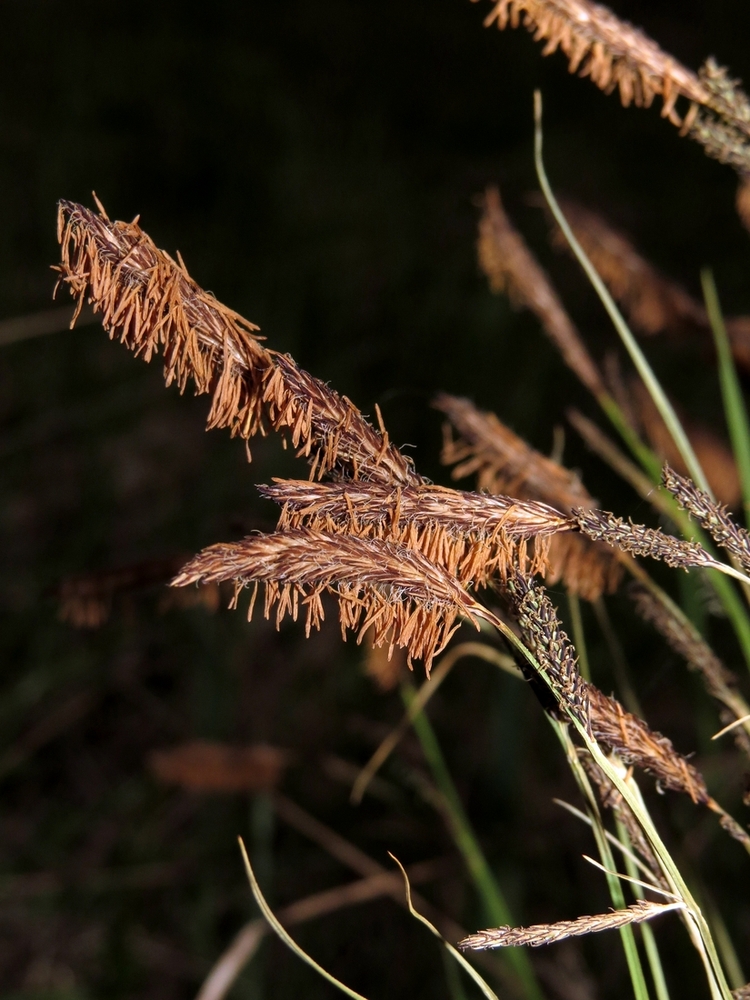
xmin=459 ymin=899 xmax=680 ymax=951
xmin=662 ymin=464 xmax=750 ymax=573
xmin=505 ymin=575 xmax=590 ymax=729
xmin=261 ymin=479 xmax=570 ymax=588
xmin=172 ymin=529 xmax=479 ymax=673
xmin=547 ymin=200 xmax=706 ymax=336
xmin=437 ymin=393 xmax=622 ymax=599
xmin=55 ymin=200 xmax=418 ymax=485
xmin=572 ymin=507 xmax=728 ymax=573
xmin=587 ymin=686 xmax=708 ymax=803
xmin=478 ymin=187 xmax=606 ymax=398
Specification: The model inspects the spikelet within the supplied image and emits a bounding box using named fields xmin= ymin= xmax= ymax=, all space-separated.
xmin=662 ymin=464 xmax=750 ymax=574
xmin=572 ymin=508 xmax=732 ymax=573
xmin=478 ymin=187 xmax=606 ymax=399
xmin=459 ymin=899 xmax=680 ymax=950
xmin=437 ymin=393 xmax=622 ymax=599
xmin=55 ymin=200 xmax=418 ymax=486
xmin=478 ymin=2 xmax=750 ymax=177
xmin=546 ymin=200 xmax=706 ymax=336
xmin=261 ymin=479 xmax=570 ymax=588
xmin=629 ymin=581 xmax=750 ymax=757
xmin=630 ymin=383 xmax=741 ymax=508
xmin=172 ymin=529 xmax=480 ymax=673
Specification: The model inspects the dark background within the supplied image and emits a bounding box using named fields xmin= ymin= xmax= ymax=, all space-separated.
xmin=1 ymin=2 xmax=750 ymax=998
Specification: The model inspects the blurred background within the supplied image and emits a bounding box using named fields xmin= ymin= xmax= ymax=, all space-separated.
xmin=1 ymin=1 xmax=750 ymax=998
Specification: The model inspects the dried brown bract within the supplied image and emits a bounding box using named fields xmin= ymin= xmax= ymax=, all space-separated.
xmin=459 ymin=899 xmax=680 ymax=950
xmin=172 ymin=529 xmax=479 ymax=672
xmin=478 ymin=187 xmax=606 ymax=399
xmin=572 ymin=507 xmax=729 ymax=573
xmin=55 ymin=200 xmax=418 ymax=485
xmin=262 ymin=479 xmax=570 ymax=588
xmin=437 ymin=393 xmax=622 ymax=599
xmin=662 ymin=464 xmax=750 ymax=574
xmin=149 ymin=741 xmax=290 ymax=793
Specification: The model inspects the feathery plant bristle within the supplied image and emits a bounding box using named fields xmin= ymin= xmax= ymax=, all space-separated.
xmin=55 ymin=199 xmax=419 ymax=486
xmin=172 ymin=529 xmax=479 ymax=673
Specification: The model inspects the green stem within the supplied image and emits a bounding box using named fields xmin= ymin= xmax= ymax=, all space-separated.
xmin=401 ymin=681 xmax=543 ymax=1000
xmin=702 ymin=268 xmax=750 ymax=528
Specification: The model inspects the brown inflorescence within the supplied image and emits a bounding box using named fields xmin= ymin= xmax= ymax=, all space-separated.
xmin=55 ymin=200 xmax=419 ymax=486
xmin=572 ymin=507 xmax=728 ymax=573
xmin=478 ymin=187 xmax=606 ymax=399
xmin=261 ymin=479 xmax=571 ymax=589
xmin=662 ymin=464 xmax=750 ymax=574
xmin=171 ymin=529 xmax=480 ymax=673
xmin=437 ymin=393 xmax=622 ymax=600
xmin=459 ymin=899 xmax=680 ymax=950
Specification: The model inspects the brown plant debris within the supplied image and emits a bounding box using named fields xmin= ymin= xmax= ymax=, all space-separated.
xmin=57 ymin=555 xmax=196 ymax=628
xmin=55 ymin=200 xmax=419 ymax=486
xmin=363 ymin=636 xmax=407 ymax=692
xmin=572 ymin=508 xmax=729 ymax=573
xmin=631 ymin=383 xmax=741 ymax=509
xmin=506 ymin=575 xmax=590 ymax=729
xmin=149 ymin=741 xmax=290 ymax=793
xmin=548 ymin=200 xmax=706 ymax=336
xmin=662 ymin=464 xmax=750 ymax=574
xmin=477 ymin=2 xmax=750 ymax=175
xmin=733 ymin=986 xmax=750 ymax=1000
xmin=437 ymin=393 xmax=622 ymax=599
xmin=171 ymin=529 xmax=480 ymax=672
xmin=261 ymin=479 xmax=570 ymax=588
xmin=478 ymin=187 xmax=606 ymax=399
xmin=459 ymin=899 xmax=680 ymax=950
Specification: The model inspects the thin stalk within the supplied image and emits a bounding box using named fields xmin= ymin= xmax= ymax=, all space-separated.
xmin=401 ymin=681 xmax=543 ymax=1000
xmin=615 ymin=818 xmax=671 ymax=1000
xmin=533 ymin=90 xmax=712 ymax=498
xmin=702 ymin=268 xmax=750 ymax=528
xmin=567 ymin=591 xmax=590 ymax=681
xmin=551 ymin=722 xmax=650 ymax=1000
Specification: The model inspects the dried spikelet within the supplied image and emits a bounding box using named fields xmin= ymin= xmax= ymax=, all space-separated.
xmin=57 ymin=555 xmax=193 ymax=628
xmin=149 ymin=741 xmax=290 ymax=793
xmin=662 ymin=464 xmax=750 ymax=574
xmin=572 ymin=507 xmax=731 ymax=573
xmin=459 ymin=899 xmax=680 ymax=951
xmin=586 ymin=685 xmax=709 ymax=804
xmin=687 ymin=58 xmax=750 ymax=176
xmin=547 ymin=200 xmax=706 ymax=336
xmin=171 ymin=529 xmax=479 ymax=673
xmin=478 ymin=187 xmax=606 ymax=399
xmin=505 ymin=575 xmax=591 ymax=729
xmin=436 ymin=393 xmax=622 ymax=599
xmin=628 ymin=581 xmax=746 ymax=714
xmin=55 ymin=200 xmax=418 ymax=486
xmin=261 ymin=479 xmax=570 ymax=588
xmin=630 ymin=382 xmax=741 ymax=508
xmin=478 ymin=0 xmax=708 ymax=120
xmin=733 ymin=986 xmax=750 ymax=1000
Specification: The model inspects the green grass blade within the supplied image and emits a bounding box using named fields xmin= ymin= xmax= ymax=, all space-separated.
xmin=532 ymin=90 xmax=712 ymax=498
xmin=702 ymin=268 xmax=750 ymax=528
xmin=238 ymin=839 xmax=370 ymax=1000
xmin=401 ymin=681 xmax=544 ymax=1000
